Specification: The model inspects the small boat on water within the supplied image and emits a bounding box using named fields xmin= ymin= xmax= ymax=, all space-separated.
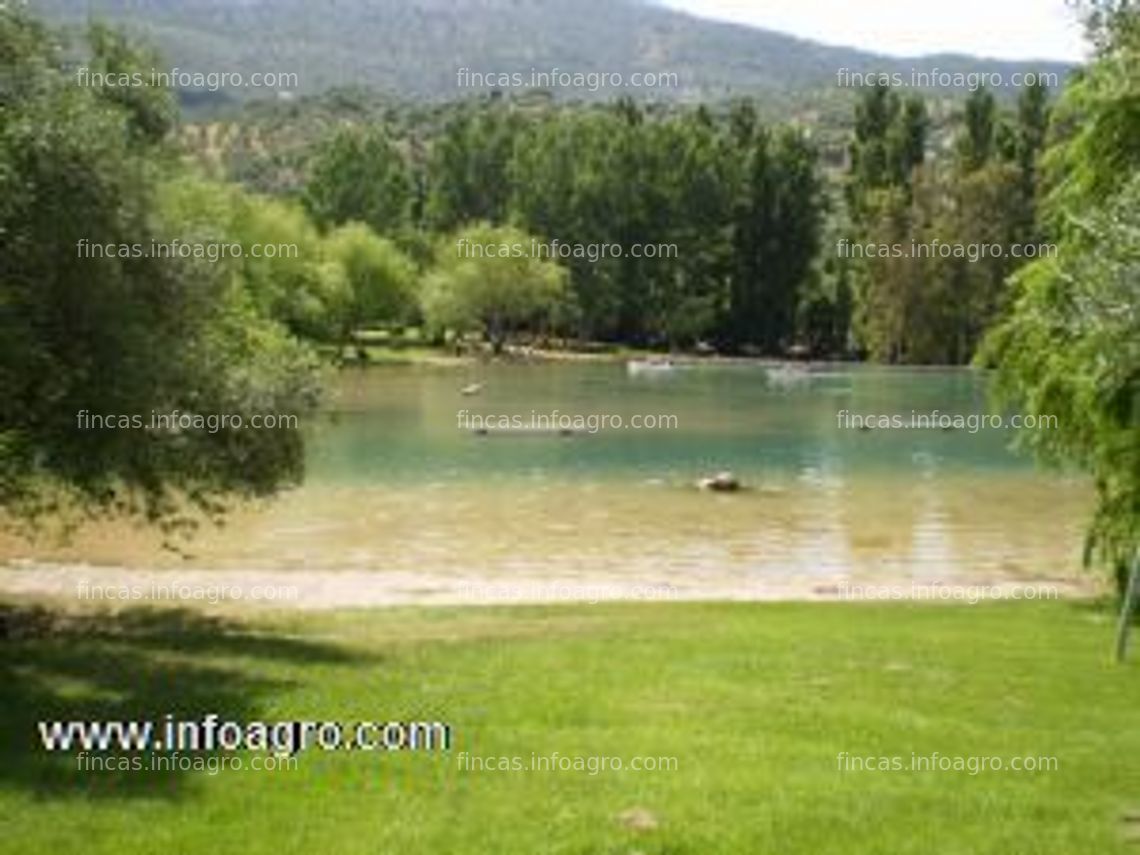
xmin=627 ymin=358 xmax=675 ymax=376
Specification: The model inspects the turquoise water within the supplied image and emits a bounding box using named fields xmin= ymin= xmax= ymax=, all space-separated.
xmin=10 ymin=362 xmax=1089 ymax=587
xmin=307 ymin=362 xmax=1050 ymax=485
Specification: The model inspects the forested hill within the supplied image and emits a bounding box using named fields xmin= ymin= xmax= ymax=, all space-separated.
xmin=32 ymin=0 xmax=1073 ymax=104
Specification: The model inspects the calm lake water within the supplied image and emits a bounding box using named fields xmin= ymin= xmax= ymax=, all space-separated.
xmin=3 ymin=362 xmax=1093 ymax=593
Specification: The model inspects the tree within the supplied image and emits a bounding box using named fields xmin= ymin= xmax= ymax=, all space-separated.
xmin=84 ymin=22 xmax=177 ymax=145
xmin=981 ymin=177 xmax=1139 ymax=594
xmin=508 ymin=112 xmax=615 ymax=339
xmin=980 ymin=0 xmax=1139 ymax=595
xmin=889 ymin=95 xmax=929 ymax=185
xmin=303 ymin=126 xmax=413 ymax=235
xmin=958 ymin=87 xmax=997 ymax=172
xmin=420 ymin=223 xmax=568 ymax=353
xmin=798 ymin=204 xmax=854 ymax=358
xmin=845 ymin=80 xmax=1047 ymax=365
xmin=655 ymin=110 xmax=733 ymax=349
xmin=0 ymin=10 xmax=320 ymax=526
xmin=1013 ymin=80 xmax=1051 ymax=243
xmin=425 ymin=105 xmax=520 ymax=231
xmin=849 ymin=83 xmax=897 ymax=200
xmin=325 ymin=223 xmax=418 ymax=346
xmin=761 ymin=129 xmax=825 ymax=351
xmin=160 ymin=175 xmax=347 ymax=343
xmin=722 ymin=114 xmax=824 ymax=353
xmin=851 ymin=183 xmax=925 ymax=363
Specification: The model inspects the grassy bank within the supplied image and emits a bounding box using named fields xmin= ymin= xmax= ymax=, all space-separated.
xmin=2 ymin=600 xmax=1138 ymax=854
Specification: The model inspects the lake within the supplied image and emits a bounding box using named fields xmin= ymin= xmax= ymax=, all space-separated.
xmin=3 ymin=362 xmax=1093 ymax=601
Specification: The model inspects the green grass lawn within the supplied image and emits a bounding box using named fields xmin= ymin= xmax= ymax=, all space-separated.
xmin=2 ymin=600 xmax=1138 ymax=854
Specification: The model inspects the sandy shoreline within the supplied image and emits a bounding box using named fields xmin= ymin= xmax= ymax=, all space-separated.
xmin=0 ymin=562 xmax=1096 ymax=610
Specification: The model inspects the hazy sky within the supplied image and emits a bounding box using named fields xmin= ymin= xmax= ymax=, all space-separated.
xmin=660 ymin=0 xmax=1087 ymax=62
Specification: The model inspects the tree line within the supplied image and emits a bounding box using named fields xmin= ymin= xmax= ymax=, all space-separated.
xmin=296 ymin=81 xmax=1063 ymax=362
xmin=301 ymin=99 xmax=825 ymax=353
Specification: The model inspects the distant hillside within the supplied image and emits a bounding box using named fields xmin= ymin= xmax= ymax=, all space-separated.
xmin=31 ymin=0 xmax=1074 ymax=106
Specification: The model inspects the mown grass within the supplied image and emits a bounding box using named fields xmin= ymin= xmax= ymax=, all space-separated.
xmin=2 ymin=600 xmax=1138 ymax=854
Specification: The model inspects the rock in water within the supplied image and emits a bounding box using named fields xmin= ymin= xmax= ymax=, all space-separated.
xmin=698 ymin=471 xmax=740 ymax=492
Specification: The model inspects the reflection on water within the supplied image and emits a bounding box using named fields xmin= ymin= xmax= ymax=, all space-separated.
xmin=1 ymin=363 xmax=1092 ymax=586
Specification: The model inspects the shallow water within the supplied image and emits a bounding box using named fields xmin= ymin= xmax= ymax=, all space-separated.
xmin=1 ymin=362 xmax=1093 ymax=590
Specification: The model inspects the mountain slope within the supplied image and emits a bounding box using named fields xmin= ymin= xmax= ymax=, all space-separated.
xmin=30 ymin=0 xmax=1075 ymax=102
